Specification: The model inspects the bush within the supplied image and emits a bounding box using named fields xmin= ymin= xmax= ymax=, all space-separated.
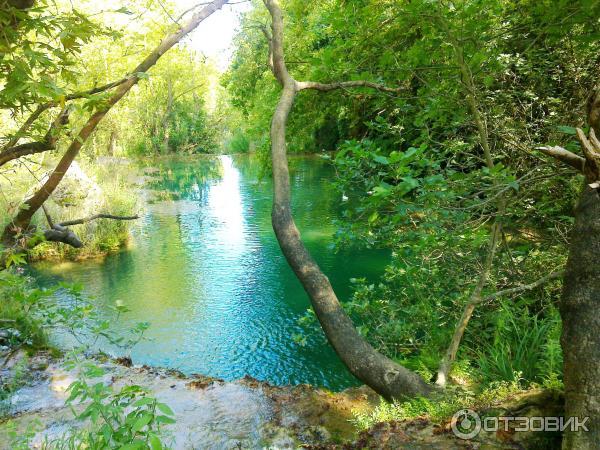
xmin=226 ymin=130 xmax=250 ymax=154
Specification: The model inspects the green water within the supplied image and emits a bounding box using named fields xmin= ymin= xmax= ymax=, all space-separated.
xmin=33 ymin=155 xmax=388 ymax=390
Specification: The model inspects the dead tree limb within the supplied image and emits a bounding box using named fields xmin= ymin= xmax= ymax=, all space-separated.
xmin=58 ymin=214 xmax=139 ymax=227
xmin=536 ymin=145 xmax=586 ymax=172
xmin=41 ymin=214 xmax=140 ymax=248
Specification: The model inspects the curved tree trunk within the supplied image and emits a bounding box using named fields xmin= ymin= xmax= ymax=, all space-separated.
xmin=1 ymin=0 xmax=229 ymax=245
xmin=263 ymin=0 xmax=432 ymax=400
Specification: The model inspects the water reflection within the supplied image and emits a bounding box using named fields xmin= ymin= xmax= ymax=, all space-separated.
xmin=33 ymin=155 xmax=388 ymax=390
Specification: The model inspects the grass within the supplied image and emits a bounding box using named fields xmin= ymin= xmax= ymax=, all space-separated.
xmin=352 ymin=378 xmax=538 ymax=430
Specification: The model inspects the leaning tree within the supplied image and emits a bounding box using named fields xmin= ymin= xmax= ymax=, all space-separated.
xmin=261 ymin=0 xmax=432 ymax=400
xmin=1 ymin=0 xmax=230 ymax=251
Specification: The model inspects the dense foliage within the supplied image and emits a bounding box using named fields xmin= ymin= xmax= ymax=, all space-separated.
xmin=226 ymin=0 xmax=600 ymax=385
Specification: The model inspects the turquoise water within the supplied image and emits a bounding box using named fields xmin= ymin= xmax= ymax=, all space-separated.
xmin=33 ymin=155 xmax=388 ymax=390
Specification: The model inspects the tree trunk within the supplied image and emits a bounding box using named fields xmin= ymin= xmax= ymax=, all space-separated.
xmin=560 ymin=183 xmax=600 ymax=450
xmin=435 ymin=15 xmax=504 ymax=386
xmin=559 ymin=95 xmax=600 ymax=447
xmin=436 ymin=220 xmax=501 ymax=385
xmin=263 ymin=0 xmax=432 ymax=400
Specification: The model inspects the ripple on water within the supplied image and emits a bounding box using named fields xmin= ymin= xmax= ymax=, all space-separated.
xmin=30 ymin=155 xmax=389 ymax=390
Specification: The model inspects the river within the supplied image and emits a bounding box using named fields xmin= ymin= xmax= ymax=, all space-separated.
xmin=32 ymin=155 xmax=388 ymax=390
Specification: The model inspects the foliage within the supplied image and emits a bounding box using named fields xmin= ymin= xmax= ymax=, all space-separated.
xmin=0 ymin=270 xmax=52 ymax=351
xmin=0 ymin=0 xmax=114 ymax=112
xmin=41 ymin=355 xmax=175 ymax=450
xmin=475 ymin=303 xmax=562 ymax=385
xmin=225 ymin=0 xmax=598 ymax=389
xmin=225 ymin=130 xmax=250 ymax=154
xmin=352 ymin=378 xmax=527 ymax=430
xmin=0 ymin=271 xmax=174 ymax=448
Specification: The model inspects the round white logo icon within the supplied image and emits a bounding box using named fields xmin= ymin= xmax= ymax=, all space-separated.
xmin=451 ymin=409 xmax=481 ymax=439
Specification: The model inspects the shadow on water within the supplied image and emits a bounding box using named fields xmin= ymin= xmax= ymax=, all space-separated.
xmin=32 ymin=154 xmax=389 ymax=390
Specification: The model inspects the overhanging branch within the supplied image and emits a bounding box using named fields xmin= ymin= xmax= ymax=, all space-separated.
xmin=296 ymin=80 xmax=403 ymax=93
xmin=42 ymin=213 xmax=140 ymax=248
xmin=477 ymin=270 xmax=564 ymax=304
xmin=2 ymin=77 xmax=130 ymax=154
xmin=58 ymin=214 xmax=140 ymax=227
xmin=0 ymin=106 xmax=73 ymax=167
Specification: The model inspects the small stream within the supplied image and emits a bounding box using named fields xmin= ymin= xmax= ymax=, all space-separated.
xmin=32 ymin=155 xmax=388 ymax=390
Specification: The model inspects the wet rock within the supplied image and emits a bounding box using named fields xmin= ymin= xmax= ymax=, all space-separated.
xmin=115 ymin=355 xmax=133 ymax=367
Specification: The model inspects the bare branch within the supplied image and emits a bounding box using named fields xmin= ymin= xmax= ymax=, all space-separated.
xmin=477 ymin=270 xmax=564 ymax=304
xmin=58 ymin=214 xmax=139 ymax=227
xmin=536 ymin=145 xmax=585 ymax=172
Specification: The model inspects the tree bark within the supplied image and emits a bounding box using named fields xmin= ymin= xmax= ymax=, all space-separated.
xmin=2 ymin=0 xmax=229 ymax=244
xmin=263 ymin=0 xmax=432 ymax=400
xmin=559 ymin=125 xmax=600 ymax=449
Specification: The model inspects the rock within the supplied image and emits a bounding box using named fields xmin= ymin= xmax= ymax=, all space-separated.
xmin=29 ymin=356 xmax=49 ymax=371
xmin=115 ymin=356 xmax=133 ymax=367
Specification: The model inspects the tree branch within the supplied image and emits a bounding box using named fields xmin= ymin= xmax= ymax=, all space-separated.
xmin=58 ymin=214 xmax=139 ymax=227
xmin=536 ymin=145 xmax=586 ymax=172
xmin=1 ymin=77 xmax=130 ymax=154
xmin=477 ymin=270 xmax=564 ymax=304
xmin=0 ymin=106 xmax=72 ymax=167
xmin=296 ymin=80 xmax=403 ymax=93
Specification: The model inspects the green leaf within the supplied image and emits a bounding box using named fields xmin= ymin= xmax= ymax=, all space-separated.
xmin=155 ymin=415 xmax=176 ymax=425
xmin=156 ymin=402 xmax=174 ymax=416
xmin=131 ymin=414 xmax=152 ymax=433
xmin=557 ymin=125 xmax=577 ymax=135
xmin=132 ymin=397 xmax=154 ymax=407
xmin=149 ymin=434 xmax=163 ymax=450
xmin=373 ymin=155 xmax=389 ymax=165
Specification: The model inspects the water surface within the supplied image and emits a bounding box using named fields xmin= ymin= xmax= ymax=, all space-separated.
xmin=34 ymin=155 xmax=387 ymax=390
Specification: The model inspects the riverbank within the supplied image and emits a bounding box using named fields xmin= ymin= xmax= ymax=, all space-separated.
xmin=0 ymin=351 xmax=563 ymax=449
